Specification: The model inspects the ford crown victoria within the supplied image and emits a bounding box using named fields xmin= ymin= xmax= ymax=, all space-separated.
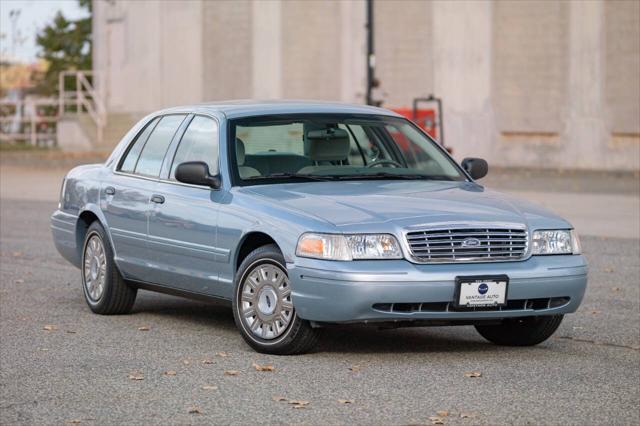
xmin=51 ymin=101 xmax=588 ymax=354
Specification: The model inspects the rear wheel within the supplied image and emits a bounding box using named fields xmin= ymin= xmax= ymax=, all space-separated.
xmin=475 ymin=315 xmax=563 ymax=346
xmin=232 ymin=244 xmax=319 ymax=355
xmin=81 ymin=221 xmax=137 ymax=314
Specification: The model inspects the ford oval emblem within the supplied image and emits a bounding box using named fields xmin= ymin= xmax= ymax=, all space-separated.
xmin=461 ymin=237 xmax=481 ymax=248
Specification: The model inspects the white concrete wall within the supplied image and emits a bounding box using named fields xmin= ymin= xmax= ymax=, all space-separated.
xmin=93 ymin=0 xmax=204 ymax=113
xmin=432 ymin=0 xmax=494 ymax=162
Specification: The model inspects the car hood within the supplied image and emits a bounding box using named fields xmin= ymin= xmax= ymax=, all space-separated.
xmin=241 ymin=180 xmax=571 ymax=230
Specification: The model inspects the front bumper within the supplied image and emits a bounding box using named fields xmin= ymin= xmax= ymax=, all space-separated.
xmin=288 ymin=255 xmax=587 ymax=323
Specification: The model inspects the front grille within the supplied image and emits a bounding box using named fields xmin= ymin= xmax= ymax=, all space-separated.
xmin=372 ymin=297 xmax=571 ymax=314
xmin=405 ymin=227 xmax=528 ymax=263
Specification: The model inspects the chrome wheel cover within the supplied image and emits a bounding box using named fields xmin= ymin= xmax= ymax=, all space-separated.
xmin=239 ymin=263 xmax=293 ymax=340
xmin=83 ymin=235 xmax=107 ymax=302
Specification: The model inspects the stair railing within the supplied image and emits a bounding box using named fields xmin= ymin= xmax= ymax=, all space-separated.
xmin=58 ymin=71 xmax=107 ymax=145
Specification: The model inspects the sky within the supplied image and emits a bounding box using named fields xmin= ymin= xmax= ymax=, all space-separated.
xmin=0 ymin=0 xmax=88 ymax=63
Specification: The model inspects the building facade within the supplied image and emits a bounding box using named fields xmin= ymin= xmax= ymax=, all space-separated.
xmin=92 ymin=0 xmax=640 ymax=170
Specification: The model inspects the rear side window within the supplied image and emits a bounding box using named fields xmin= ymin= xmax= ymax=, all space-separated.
xmin=119 ymin=117 xmax=159 ymax=173
xmin=170 ymin=116 xmax=219 ymax=179
xmin=134 ymin=115 xmax=186 ymax=177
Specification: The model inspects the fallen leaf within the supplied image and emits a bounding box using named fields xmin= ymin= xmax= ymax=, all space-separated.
xmin=612 ymin=287 xmax=621 ymax=292
xmin=429 ymin=416 xmax=445 ymax=425
xmin=464 ymin=371 xmax=482 ymax=378
xmin=337 ymin=399 xmax=354 ymax=404
xmin=65 ymin=418 xmax=94 ymax=424
xmin=591 ymin=310 xmax=601 ymax=315
xmin=128 ymin=373 xmax=144 ymax=381
xmin=201 ymin=385 xmax=218 ymax=390
xmin=201 ymin=359 xmax=214 ymax=365
xmin=288 ymin=400 xmax=310 ymax=407
xmin=216 ymin=352 xmax=229 ymax=357
xmin=188 ymin=406 xmax=202 ymax=414
xmin=460 ymin=412 xmax=477 ymax=419
xmin=183 ymin=359 xmax=190 ymax=365
xmin=224 ymin=370 xmax=239 ymax=376
xmin=14 ymin=279 xmax=24 ymax=284
xmin=12 ymin=251 xmax=22 ymax=257
xmin=436 ymin=410 xmax=449 ymax=417
xmin=603 ymin=267 xmax=614 ymax=273
xmin=348 ymin=365 xmax=361 ymax=372
xmin=137 ymin=326 xmax=150 ymax=331
xmin=43 ymin=325 xmax=57 ymax=331
xmin=163 ymin=370 xmax=177 ymax=376
xmin=272 ymin=395 xmax=287 ymax=402
xmin=253 ymin=362 xmax=275 ymax=372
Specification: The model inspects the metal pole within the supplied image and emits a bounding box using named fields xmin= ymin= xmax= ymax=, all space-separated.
xmin=58 ymin=72 xmax=64 ymax=116
xmin=365 ymin=0 xmax=374 ymax=106
xmin=9 ymin=10 xmax=20 ymax=59
xmin=76 ymin=73 xmax=81 ymax=115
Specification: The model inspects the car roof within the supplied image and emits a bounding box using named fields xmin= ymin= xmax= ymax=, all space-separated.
xmin=158 ymin=99 xmax=403 ymax=119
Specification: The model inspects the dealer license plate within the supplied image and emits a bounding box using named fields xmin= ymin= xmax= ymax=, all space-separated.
xmin=456 ymin=275 xmax=508 ymax=307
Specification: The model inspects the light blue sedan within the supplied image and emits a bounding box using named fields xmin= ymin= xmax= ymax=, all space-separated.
xmin=51 ymin=101 xmax=587 ymax=354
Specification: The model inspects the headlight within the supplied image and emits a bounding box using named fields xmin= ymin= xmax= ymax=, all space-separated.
xmin=296 ymin=233 xmax=403 ymax=260
xmin=531 ymin=230 xmax=581 ymax=255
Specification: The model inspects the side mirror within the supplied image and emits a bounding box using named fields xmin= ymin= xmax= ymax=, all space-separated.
xmin=461 ymin=157 xmax=488 ymax=180
xmin=175 ymin=161 xmax=221 ymax=188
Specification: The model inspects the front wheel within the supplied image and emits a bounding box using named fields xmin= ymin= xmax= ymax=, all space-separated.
xmin=475 ymin=315 xmax=563 ymax=346
xmin=232 ymin=244 xmax=320 ymax=355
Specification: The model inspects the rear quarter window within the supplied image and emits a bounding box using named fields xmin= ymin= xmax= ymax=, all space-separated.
xmin=119 ymin=117 xmax=159 ymax=173
xmin=133 ymin=115 xmax=186 ymax=177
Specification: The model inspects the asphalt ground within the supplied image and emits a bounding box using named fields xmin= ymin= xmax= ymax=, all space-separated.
xmin=1 ymin=172 xmax=639 ymax=425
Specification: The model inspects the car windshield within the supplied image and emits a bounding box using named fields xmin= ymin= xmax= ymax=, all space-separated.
xmin=230 ymin=114 xmax=466 ymax=184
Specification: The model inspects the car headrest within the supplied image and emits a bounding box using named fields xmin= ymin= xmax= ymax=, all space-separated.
xmin=236 ymin=138 xmax=246 ymax=165
xmin=305 ymin=128 xmax=350 ymax=162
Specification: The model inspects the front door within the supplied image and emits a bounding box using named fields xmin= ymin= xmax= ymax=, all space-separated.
xmin=147 ymin=115 xmax=228 ymax=297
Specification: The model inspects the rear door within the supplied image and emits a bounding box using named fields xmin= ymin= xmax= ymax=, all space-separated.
xmin=147 ymin=115 xmax=228 ymax=296
xmin=103 ymin=114 xmax=187 ymax=281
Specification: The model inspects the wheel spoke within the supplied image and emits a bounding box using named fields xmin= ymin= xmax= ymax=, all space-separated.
xmin=259 ymin=267 xmax=269 ymax=282
xmin=250 ymin=318 xmax=262 ymax=333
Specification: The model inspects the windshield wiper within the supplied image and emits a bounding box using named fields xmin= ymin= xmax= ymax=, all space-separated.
xmin=244 ymin=172 xmax=338 ymax=182
xmin=327 ymin=172 xmax=451 ymax=181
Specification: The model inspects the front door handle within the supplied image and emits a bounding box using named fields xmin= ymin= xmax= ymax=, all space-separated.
xmin=150 ymin=194 xmax=165 ymax=204
xmin=105 ymin=186 xmax=115 ymax=195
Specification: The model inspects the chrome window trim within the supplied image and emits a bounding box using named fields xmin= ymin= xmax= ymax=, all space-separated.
xmin=400 ymin=221 xmax=531 ymax=264
xmin=111 ymin=111 xmax=222 ymax=192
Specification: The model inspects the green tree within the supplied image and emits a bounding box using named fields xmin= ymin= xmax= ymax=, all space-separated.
xmin=35 ymin=0 xmax=92 ymax=96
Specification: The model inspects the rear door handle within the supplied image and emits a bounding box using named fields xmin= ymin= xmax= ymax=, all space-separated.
xmin=150 ymin=194 xmax=165 ymax=204
xmin=105 ymin=186 xmax=115 ymax=195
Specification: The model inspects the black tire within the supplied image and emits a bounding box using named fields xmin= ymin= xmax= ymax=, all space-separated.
xmin=475 ymin=315 xmax=563 ymax=346
xmin=81 ymin=221 xmax=137 ymax=314
xmin=232 ymin=244 xmax=320 ymax=355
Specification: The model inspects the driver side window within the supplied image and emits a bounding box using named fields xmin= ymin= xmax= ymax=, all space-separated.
xmin=170 ymin=116 xmax=219 ymax=180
